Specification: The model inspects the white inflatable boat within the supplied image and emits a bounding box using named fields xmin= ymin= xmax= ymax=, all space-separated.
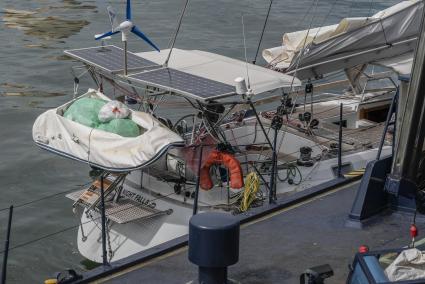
xmin=32 ymin=89 xmax=184 ymax=172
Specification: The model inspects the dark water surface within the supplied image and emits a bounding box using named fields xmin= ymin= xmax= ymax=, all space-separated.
xmin=0 ymin=0 xmax=399 ymax=282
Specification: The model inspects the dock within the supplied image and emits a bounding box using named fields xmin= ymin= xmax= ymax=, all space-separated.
xmin=70 ymin=178 xmax=420 ymax=284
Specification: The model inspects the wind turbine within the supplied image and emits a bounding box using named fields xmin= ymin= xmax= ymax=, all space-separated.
xmin=95 ymin=0 xmax=160 ymax=75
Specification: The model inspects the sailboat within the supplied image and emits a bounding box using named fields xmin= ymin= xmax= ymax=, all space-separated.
xmin=32 ymin=0 xmax=419 ymax=263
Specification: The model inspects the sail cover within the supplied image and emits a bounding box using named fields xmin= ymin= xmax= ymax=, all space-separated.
xmin=33 ymin=89 xmax=184 ymax=172
xmin=263 ymin=0 xmax=423 ymax=79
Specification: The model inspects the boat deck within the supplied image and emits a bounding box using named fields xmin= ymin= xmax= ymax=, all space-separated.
xmin=83 ymin=180 xmax=422 ymax=284
xmin=257 ymin=94 xmax=393 ymax=156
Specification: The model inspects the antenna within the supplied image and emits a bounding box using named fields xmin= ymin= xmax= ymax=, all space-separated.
xmin=242 ymin=14 xmax=251 ymax=91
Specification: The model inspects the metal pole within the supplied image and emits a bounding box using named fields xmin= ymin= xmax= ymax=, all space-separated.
xmin=193 ymin=145 xmax=204 ymax=215
xmin=227 ymin=168 xmax=230 ymax=207
xmin=124 ymin=41 xmax=128 ymax=75
xmin=1 ymin=206 xmax=13 ymax=284
xmin=253 ymin=0 xmax=273 ymax=65
xmin=100 ymin=175 xmax=108 ymax=266
xmin=390 ymin=4 xmax=425 ymax=181
xmin=164 ymin=0 xmax=190 ymax=67
xmin=392 ymin=92 xmax=398 ymax=157
xmin=338 ymin=103 xmax=343 ymax=178
xmin=376 ymin=89 xmax=398 ymax=161
xmin=269 ymin=116 xmax=283 ymax=203
xmin=310 ymin=89 xmax=313 ymax=116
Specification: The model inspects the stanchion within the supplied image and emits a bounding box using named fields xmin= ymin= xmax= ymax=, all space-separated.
xmin=193 ymin=145 xmax=204 ymax=215
xmin=338 ymin=103 xmax=343 ymax=177
xmin=1 ymin=205 xmax=13 ymax=284
xmin=100 ymin=175 xmax=108 ymax=266
xmin=270 ymin=115 xmax=283 ymax=203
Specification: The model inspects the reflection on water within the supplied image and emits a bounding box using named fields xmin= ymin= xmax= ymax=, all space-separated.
xmin=0 ymin=82 xmax=66 ymax=99
xmin=3 ymin=0 xmax=96 ymax=42
xmin=1 ymin=91 xmax=67 ymax=98
xmin=3 ymin=9 xmax=90 ymax=40
xmin=0 ymin=0 xmax=98 ymax=102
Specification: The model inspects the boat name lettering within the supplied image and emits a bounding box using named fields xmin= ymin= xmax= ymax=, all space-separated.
xmin=122 ymin=189 xmax=155 ymax=208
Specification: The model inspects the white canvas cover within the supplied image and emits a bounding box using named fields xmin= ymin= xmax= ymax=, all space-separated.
xmin=33 ymin=89 xmax=184 ymax=172
xmin=385 ymin=248 xmax=425 ymax=281
xmin=263 ymin=0 xmax=422 ymax=79
xmin=373 ymin=53 xmax=413 ymax=75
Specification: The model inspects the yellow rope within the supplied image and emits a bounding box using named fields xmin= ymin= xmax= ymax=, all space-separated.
xmin=240 ymin=172 xmax=260 ymax=212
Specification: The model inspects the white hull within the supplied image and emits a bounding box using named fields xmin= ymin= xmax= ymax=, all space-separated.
xmin=77 ymin=146 xmax=391 ymax=263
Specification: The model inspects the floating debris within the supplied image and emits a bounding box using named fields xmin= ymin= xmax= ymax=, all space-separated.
xmin=0 ymin=82 xmax=29 ymax=89
xmin=24 ymin=44 xmax=57 ymax=49
xmin=28 ymin=101 xmax=43 ymax=108
xmin=43 ymin=54 xmax=74 ymax=61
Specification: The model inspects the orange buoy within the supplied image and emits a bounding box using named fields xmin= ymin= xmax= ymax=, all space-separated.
xmin=200 ymin=150 xmax=244 ymax=190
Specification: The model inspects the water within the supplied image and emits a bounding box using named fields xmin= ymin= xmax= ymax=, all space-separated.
xmin=0 ymin=0 xmax=399 ymax=282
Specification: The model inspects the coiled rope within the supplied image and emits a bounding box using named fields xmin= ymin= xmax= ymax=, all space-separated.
xmin=240 ymin=172 xmax=261 ymax=212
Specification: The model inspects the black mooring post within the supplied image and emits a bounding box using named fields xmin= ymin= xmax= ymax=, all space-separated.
xmin=189 ymin=212 xmax=240 ymax=284
xmin=338 ymin=103 xmax=343 ymax=178
xmin=193 ymin=145 xmax=204 ymax=215
xmin=269 ymin=116 xmax=283 ymax=203
xmin=1 ymin=205 xmax=13 ymax=284
xmin=100 ymin=175 xmax=108 ymax=266
xmin=376 ymin=89 xmax=398 ymax=161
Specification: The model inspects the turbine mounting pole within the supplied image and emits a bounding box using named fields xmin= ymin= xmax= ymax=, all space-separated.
xmin=95 ymin=0 xmax=160 ymax=76
xmin=123 ymin=36 xmax=128 ymax=75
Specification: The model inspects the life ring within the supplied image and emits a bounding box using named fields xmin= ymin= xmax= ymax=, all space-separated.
xmin=200 ymin=150 xmax=244 ymax=190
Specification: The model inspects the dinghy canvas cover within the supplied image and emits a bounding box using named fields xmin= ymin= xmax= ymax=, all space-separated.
xmin=263 ymin=0 xmax=423 ymax=79
xmin=33 ymin=89 xmax=184 ymax=172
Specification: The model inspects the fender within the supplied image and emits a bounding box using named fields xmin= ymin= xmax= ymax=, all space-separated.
xmin=200 ymin=150 xmax=244 ymax=190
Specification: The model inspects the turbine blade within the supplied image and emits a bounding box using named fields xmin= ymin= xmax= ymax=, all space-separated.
xmin=131 ymin=26 xmax=160 ymax=52
xmin=95 ymin=30 xmax=120 ymax=40
xmin=126 ymin=0 xmax=131 ymax=20
xmin=107 ymin=6 xmax=119 ymax=32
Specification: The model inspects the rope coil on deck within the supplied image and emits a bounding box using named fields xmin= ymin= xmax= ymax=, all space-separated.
xmin=240 ymin=172 xmax=260 ymax=212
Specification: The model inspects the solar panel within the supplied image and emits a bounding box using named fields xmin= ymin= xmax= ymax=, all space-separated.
xmin=128 ymin=68 xmax=236 ymax=101
xmin=64 ymin=45 xmax=158 ymax=74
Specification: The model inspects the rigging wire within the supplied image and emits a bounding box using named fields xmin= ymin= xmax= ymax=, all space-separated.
xmin=289 ymin=0 xmax=320 ymax=91
xmin=253 ymin=0 xmax=273 ymax=65
xmin=257 ymin=0 xmax=320 ymax=164
xmin=368 ymin=0 xmax=376 ymax=17
xmin=0 ymin=190 xmax=177 ymax=255
xmin=266 ymin=0 xmax=321 ymax=69
xmin=312 ymin=0 xmax=340 ymax=42
xmin=164 ymin=0 xmax=190 ymax=67
xmin=0 ymin=181 xmax=93 ymax=214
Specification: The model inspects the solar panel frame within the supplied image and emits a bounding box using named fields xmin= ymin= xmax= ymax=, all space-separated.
xmin=128 ymin=67 xmax=236 ymax=101
xmin=64 ymin=45 xmax=159 ymax=74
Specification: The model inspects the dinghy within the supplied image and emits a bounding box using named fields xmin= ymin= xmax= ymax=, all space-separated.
xmin=32 ymin=89 xmax=184 ymax=172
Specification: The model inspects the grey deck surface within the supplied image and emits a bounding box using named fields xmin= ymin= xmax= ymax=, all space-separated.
xmin=99 ymin=183 xmax=420 ymax=284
